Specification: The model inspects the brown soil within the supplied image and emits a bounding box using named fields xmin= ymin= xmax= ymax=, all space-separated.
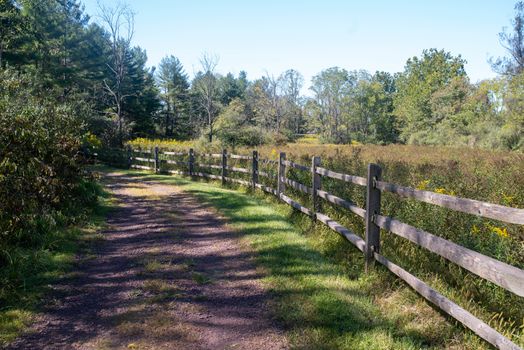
xmin=5 ymin=172 xmax=287 ymax=350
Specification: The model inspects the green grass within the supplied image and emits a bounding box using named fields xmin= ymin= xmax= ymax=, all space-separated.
xmin=108 ymin=167 xmax=496 ymax=350
xmin=191 ymin=272 xmax=212 ymax=285
xmin=0 ymin=183 xmax=114 ymax=346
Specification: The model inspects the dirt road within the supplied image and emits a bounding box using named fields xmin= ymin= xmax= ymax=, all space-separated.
xmin=6 ymin=172 xmax=287 ymax=350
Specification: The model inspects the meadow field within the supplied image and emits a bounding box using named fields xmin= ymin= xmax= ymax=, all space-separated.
xmin=125 ymin=137 xmax=524 ymax=346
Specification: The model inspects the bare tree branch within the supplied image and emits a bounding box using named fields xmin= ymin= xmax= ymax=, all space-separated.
xmin=96 ymin=1 xmax=135 ymax=146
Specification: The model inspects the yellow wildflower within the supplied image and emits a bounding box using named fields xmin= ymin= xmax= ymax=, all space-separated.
xmin=471 ymin=225 xmax=480 ymax=235
xmin=502 ymin=192 xmax=515 ymax=206
xmin=435 ymin=187 xmax=455 ymax=196
xmin=416 ymin=180 xmax=430 ymax=190
xmin=488 ymin=224 xmax=509 ymax=238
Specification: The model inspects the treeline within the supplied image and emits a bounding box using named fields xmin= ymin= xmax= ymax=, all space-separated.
xmin=2 ymin=1 xmax=524 ymax=151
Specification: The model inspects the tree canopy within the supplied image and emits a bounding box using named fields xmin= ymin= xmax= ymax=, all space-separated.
xmin=0 ymin=0 xmax=523 ymax=150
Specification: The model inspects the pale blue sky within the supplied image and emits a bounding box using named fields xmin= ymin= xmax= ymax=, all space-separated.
xmin=81 ymin=0 xmax=516 ymax=87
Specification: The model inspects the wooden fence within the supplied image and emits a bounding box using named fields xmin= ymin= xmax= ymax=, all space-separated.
xmin=126 ymin=146 xmax=524 ymax=350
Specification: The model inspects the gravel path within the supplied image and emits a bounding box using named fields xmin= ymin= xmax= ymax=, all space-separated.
xmin=6 ymin=172 xmax=287 ymax=350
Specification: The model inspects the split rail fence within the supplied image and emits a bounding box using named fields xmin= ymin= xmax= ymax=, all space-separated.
xmin=123 ymin=146 xmax=523 ymax=350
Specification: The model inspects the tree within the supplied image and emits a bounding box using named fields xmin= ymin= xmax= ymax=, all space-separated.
xmin=97 ymin=1 xmax=135 ymax=146
xmin=347 ymin=71 xmax=397 ymax=144
xmin=248 ymin=74 xmax=287 ymax=137
xmin=156 ymin=55 xmax=190 ymax=138
xmin=122 ymin=47 xmax=160 ymax=137
xmin=279 ymin=69 xmax=304 ymax=134
xmin=12 ymin=0 xmax=96 ymax=92
xmin=393 ymin=49 xmax=467 ymax=144
xmin=0 ymin=0 xmax=25 ymax=67
xmin=215 ymin=99 xmax=266 ymax=146
xmin=369 ymin=71 xmax=398 ymax=143
xmin=492 ymin=1 xmax=524 ymax=76
xmin=218 ymin=72 xmax=246 ymax=106
xmin=499 ymin=72 xmax=524 ymax=149
xmin=309 ymin=67 xmax=354 ymax=143
xmin=193 ymin=53 xmax=220 ymax=142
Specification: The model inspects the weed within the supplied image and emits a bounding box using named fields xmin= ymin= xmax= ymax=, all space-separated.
xmin=191 ymin=272 xmax=212 ymax=285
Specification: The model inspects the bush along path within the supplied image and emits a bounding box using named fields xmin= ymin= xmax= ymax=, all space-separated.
xmin=6 ymin=171 xmax=287 ymax=350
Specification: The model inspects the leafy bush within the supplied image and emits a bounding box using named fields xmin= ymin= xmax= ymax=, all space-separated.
xmin=0 ymin=69 xmax=96 ymax=259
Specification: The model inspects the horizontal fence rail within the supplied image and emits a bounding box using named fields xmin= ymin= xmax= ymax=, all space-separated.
xmin=163 ymin=151 xmax=186 ymax=156
xmin=376 ymin=180 xmax=524 ymax=225
xmin=198 ymin=153 xmax=222 ymax=158
xmin=374 ymin=214 xmax=524 ymax=296
xmin=133 ymin=156 xmax=153 ymax=162
xmin=258 ymin=170 xmax=277 ymax=179
xmin=228 ymin=166 xmax=251 ymax=174
xmin=282 ymin=159 xmax=310 ymax=172
xmin=373 ymin=252 xmax=521 ymax=350
xmin=196 ymin=163 xmax=222 ymax=170
xmin=165 ymin=159 xmax=188 ymax=166
xmin=118 ymin=146 xmax=523 ymax=350
xmin=229 ymin=154 xmax=252 ymax=160
xmin=283 ymin=177 xmax=312 ymax=195
xmin=316 ymin=166 xmax=367 ymax=186
xmin=317 ymin=190 xmax=366 ymax=218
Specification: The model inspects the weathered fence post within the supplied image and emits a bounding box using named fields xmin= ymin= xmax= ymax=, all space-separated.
xmin=311 ymin=156 xmax=321 ymax=219
xmin=222 ymin=149 xmax=228 ymax=185
xmin=277 ymin=152 xmax=286 ymax=197
xmin=154 ymin=146 xmax=159 ymax=173
xmin=189 ymin=148 xmax=195 ymax=176
xmin=365 ymin=163 xmax=382 ymax=272
xmin=252 ymin=150 xmax=258 ymax=189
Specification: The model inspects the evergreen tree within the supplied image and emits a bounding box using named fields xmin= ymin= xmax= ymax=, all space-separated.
xmin=156 ymin=55 xmax=190 ymax=138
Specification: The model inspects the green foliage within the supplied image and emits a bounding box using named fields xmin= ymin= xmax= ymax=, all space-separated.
xmin=218 ymin=71 xmax=247 ymax=105
xmin=4 ymin=1 xmax=524 ymax=151
xmin=307 ymin=69 xmax=398 ymax=145
xmin=1 ymin=1 xmax=161 ymax=146
xmin=248 ymin=143 xmax=524 ymax=344
xmin=0 ymin=180 xmax=108 ymax=346
xmin=393 ymin=49 xmax=467 ymax=143
xmin=121 ymin=47 xmax=161 ymax=138
xmin=491 ymin=1 xmax=524 ymax=76
xmin=500 ymin=71 xmax=524 ymax=150
xmin=215 ymin=99 xmax=268 ymax=146
xmin=0 ymin=69 xmax=96 ymax=256
xmin=309 ymin=67 xmax=354 ymax=144
xmin=156 ymin=55 xmax=190 ymax=139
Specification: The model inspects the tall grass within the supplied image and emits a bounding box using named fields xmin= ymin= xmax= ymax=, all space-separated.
xmin=121 ymin=169 xmax=488 ymax=349
xmin=126 ymin=138 xmax=524 ymax=344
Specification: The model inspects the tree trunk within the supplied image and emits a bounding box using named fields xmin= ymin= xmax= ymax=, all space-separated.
xmin=208 ymin=109 xmax=213 ymax=142
xmin=165 ymin=101 xmax=171 ymax=137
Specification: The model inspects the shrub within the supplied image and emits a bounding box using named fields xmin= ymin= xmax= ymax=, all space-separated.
xmin=0 ymin=69 xmax=96 ymax=259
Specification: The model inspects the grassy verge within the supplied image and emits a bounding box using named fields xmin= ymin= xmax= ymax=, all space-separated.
xmin=0 ymin=182 xmax=113 ymax=346
xmin=113 ymin=167 xmax=500 ymax=349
